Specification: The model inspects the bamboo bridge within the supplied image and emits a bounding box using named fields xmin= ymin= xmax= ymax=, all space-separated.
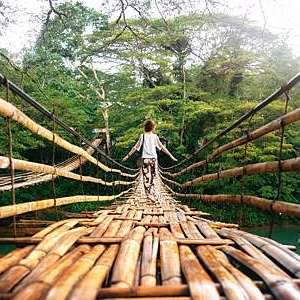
xmin=0 ymin=73 xmax=299 ymax=299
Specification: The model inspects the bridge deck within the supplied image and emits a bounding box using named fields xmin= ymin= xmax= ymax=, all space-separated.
xmin=0 ymin=174 xmax=299 ymax=300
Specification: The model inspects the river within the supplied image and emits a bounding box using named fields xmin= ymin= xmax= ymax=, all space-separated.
xmin=243 ymin=224 xmax=300 ymax=255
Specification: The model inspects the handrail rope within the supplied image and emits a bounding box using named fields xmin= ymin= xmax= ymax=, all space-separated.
xmin=161 ymin=108 xmax=300 ymax=177
xmin=161 ymin=72 xmax=300 ymax=171
xmin=5 ymin=78 xmax=17 ymax=237
xmin=269 ymin=91 xmax=290 ymax=238
xmin=0 ymin=74 xmax=138 ymax=172
xmin=161 ymin=181 xmax=300 ymax=217
xmin=0 ymin=156 xmax=135 ymax=188
xmin=159 ymin=157 xmax=300 ymax=188
xmin=0 ymin=97 xmax=138 ymax=178
xmin=0 ymin=188 xmax=132 ymax=219
xmin=0 ymin=141 xmax=102 ymax=187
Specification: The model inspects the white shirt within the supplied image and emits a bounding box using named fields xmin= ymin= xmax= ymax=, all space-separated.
xmin=135 ymin=133 xmax=162 ymax=158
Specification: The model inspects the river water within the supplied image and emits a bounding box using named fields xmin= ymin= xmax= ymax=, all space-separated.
xmin=243 ymin=224 xmax=300 ymax=255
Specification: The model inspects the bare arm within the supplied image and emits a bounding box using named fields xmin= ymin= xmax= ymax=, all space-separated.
xmin=122 ymin=135 xmax=142 ymax=161
xmin=156 ymin=136 xmax=177 ymax=161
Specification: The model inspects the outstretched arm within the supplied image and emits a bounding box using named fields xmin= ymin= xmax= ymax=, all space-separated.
xmin=122 ymin=135 xmax=142 ymax=162
xmin=156 ymin=136 xmax=177 ymax=161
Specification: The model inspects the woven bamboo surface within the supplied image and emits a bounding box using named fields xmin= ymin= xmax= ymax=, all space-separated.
xmin=0 ymin=173 xmax=299 ymax=300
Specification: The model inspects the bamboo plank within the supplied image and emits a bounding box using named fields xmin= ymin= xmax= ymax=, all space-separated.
xmin=196 ymin=245 xmax=248 ymax=299
xmin=14 ymin=227 xmax=92 ymax=292
xmin=70 ymin=216 xmax=134 ymax=299
xmin=159 ymin=228 xmax=182 ymax=285
xmin=111 ymin=227 xmax=146 ymax=288
xmin=98 ymin=285 xmax=189 ymax=297
xmin=11 ymin=245 xmax=91 ymax=300
xmin=223 ymin=246 xmax=300 ymax=299
xmin=0 ymin=246 xmax=34 ymax=275
xmin=180 ymin=245 xmax=220 ymax=299
xmin=224 ymin=229 xmax=300 ymax=278
xmin=90 ymin=216 xmax=114 ymax=237
xmin=44 ymin=244 xmax=106 ymax=300
xmin=140 ymin=228 xmax=158 ymax=287
xmin=210 ymin=246 xmax=265 ymax=300
xmin=218 ymin=230 xmax=290 ymax=277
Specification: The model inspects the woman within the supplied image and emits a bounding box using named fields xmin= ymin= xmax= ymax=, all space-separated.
xmin=122 ymin=120 xmax=177 ymax=198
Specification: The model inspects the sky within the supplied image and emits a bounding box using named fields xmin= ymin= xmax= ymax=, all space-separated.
xmin=1 ymin=0 xmax=300 ymax=58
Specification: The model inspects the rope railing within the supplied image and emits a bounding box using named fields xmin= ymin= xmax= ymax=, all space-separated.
xmin=0 ymin=97 xmax=138 ymax=178
xmin=161 ymin=72 xmax=300 ymax=171
xmin=0 ymin=74 xmax=138 ymax=173
xmin=0 ymin=137 xmax=103 ymax=191
xmin=0 ymin=189 xmax=132 ymax=219
xmin=0 ymin=156 xmax=135 ymax=187
xmin=161 ymin=108 xmax=300 ymax=177
xmin=162 ymin=181 xmax=300 ymax=217
xmin=160 ymin=157 xmax=300 ymax=187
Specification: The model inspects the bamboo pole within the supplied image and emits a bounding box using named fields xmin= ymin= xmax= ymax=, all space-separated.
xmin=179 ymin=245 xmax=220 ymax=299
xmin=140 ymin=228 xmax=158 ymax=287
xmin=218 ymin=230 xmax=290 ymax=277
xmin=0 ymin=246 xmax=34 ymax=275
xmin=0 ymin=156 xmax=134 ymax=187
xmin=163 ymin=108 xmax=300 ymax=177
xmin=0 ymin=97 xmax=137 ymax=178
xmin=164 ymin=184 xmax=300 ymax=217
xmin=0 ymin=190 xmax=131 ymax=219
xmin=111 ymin=226 xmax=146 ymax=288
xmin=222 ymin=229 xmax=300 ymax=278
xmin=159 ymin=228 xmax=182 ymax=285
xmin=98 ymin=285 xmax=189 ymax=297
xmin=11 ymin=245 xmax=91 ymax=300
xmin=196 ymin=245 xmax=250 ymax=299
xmin=161 ymin=157 xmax=300 ymax=188
xmin=210 ymin=246 xmax=265 ymax=300
xmin=44 ymin=244 xmax=106 ymax=300
xmin=70 ymin=217 xmax=133 ymax=299
xmin=223 ymin=246 xmax=300 ymax=299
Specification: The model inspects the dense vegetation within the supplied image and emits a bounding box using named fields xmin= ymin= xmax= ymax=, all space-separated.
xmin=0 ymin=0 xmax=299 ymax=226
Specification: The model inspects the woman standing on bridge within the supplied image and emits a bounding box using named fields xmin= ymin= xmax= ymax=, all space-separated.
xmin=122 ymin=120 xmax=177 ymax=199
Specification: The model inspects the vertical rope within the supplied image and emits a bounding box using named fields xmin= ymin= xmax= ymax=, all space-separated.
xmin=51 ymin=107 xmax=59 ymax=220
xmin=5 ymin=78 xmax=17 ymax=237
xmin=268 ymin=91 xmax=290 ymax=238
xmin=239 ymin=115 xmax=254 ymax=226
xmin=96 ymin=151 xmax=100 ymax=204
xmin=111 ymin=160 xmax=115 ymax=200
xmin=78 ymin=132 xmax=88 ymax=217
